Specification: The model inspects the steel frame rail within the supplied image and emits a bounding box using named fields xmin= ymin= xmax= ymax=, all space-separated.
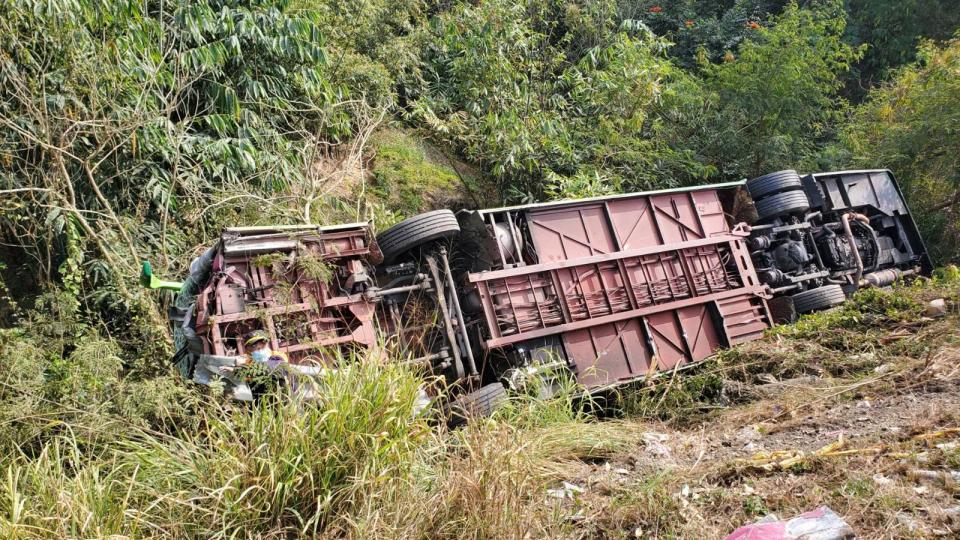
xmin=468 ymin=231 xmax=768 ymax=350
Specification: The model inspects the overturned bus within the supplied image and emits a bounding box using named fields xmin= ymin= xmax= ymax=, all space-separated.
xmin=144 ymin=169 xmax=930 ymax=412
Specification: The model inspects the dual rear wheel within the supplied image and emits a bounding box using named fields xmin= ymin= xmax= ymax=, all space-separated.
xmin=748 ymin=172 xmax=849 ymax=314
xmin=791 ymin=284 xmax=847 ymax=314
xmin=746 ymin=169 xmax=810 ymax=222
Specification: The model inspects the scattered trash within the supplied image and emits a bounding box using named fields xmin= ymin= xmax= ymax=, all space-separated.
xmin=737 ymin=427 xmax=960 ymax=473
xmin=907 ymin=468 xmax=960 ymax=488
xmin=850 ymin=352 xmax=876 ymax=364
xmin=879 ymin=327 xmax=914 ymax=345
xmin=924 ymin=298 xmax=947 ymax=318
xmin=565 ymin=508 xmax=586 ymax=523
xmin=872 ymin=473 xmax=893 ymax=486
xmin=724 ymin=506 xmax=854 ymax=540
xmin=873 ymin=363 xmax=893 ymax=374
xmin=546 ymin=481 xmax=584 ymax=500
xmin=737 ymin=425 xmax=764 ymax=441
xmin=737 ymin=436 xmax=849 ymax=472
xmin=896 ymin=511 xmax=923 ymax=532
xmin=914 ymin=427 xmax=960 ymax=442
xmin=642 ymin=432 xmax=671 ymax=457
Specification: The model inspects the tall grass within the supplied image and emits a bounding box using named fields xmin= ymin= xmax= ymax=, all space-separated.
xmin=1 ymin=355 xmax=432 ymax=539
xmin=0 ymin=344 xmax=645 ymax=539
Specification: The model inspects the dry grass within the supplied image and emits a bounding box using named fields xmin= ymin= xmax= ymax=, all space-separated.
xmin=3 ymin=275 xmax=960 ymax=539
xmin=554 ymin=276 xmax=960 ymax=539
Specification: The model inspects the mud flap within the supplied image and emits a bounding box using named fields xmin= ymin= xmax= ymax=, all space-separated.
xmin=767 ymin=296 xmax=798 ymax=325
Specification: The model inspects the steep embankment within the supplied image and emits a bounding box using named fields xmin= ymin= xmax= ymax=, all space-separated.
xmin=3 ymin=273 xmax=957 ymax=539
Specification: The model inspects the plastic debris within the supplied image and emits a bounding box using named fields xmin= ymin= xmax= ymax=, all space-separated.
xmin=737 ymin=428 xmax=960 ymax=473
xmin=546 ymin=481 xmax=584 ymax=499
xmin=896 ymin=511 xmax=922 ymax=533
xmin=907 ymin=468 xmax=960 ymax=488
xmin=724 ymin=506 xmax=854 ymax=540
xmin=642 ymin=432 xmax=671 ymax=457
xmin=872 ymin=473 xmax=893 ymax=486
xmin=924 ymin=298 xmax=947 ymax=318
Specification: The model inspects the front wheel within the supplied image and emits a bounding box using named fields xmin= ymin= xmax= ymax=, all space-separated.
xmin=449 ymin=383 xmax=507 ymax=425
xmin=791 ymin=284 xmax=846 ymax=314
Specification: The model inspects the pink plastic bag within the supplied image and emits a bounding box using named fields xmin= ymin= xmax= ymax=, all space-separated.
xmin=724 ymin=506 xmax=855 ymax=540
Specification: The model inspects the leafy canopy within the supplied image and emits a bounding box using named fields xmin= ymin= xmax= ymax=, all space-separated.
xmin=0 ymin=0 xmax=356 ymax=353
xmin=701 ymin=1 xmax=863 ymax=178
xmin=842 ymin=37 xmax=960 ymax=263
xmin=411 ymin=0 xmax=713 ymax=201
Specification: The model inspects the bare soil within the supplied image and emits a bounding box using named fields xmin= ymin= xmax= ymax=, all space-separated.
xmin=555 ymin=316 xmax=960 ymax=539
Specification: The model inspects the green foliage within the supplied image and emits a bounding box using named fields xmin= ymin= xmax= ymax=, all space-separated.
xmin=131 ymin=360 xmax=430 ymax=536
xmin=368 ymin=129 xmax=461 ymax=215
xmin=0 ymin=0 xmax=363 ymax=355
xmin=291 ymin=0 xmax=428 ymax=102
xmin=620 ymin=0 xmax=791 ymax=67
xmin=700 ymin=1 xmax=863 ymax=177
xmin=771 ymin=286 xmax=923 ymax=345
xmin=412 ymin=0 xmax=711 ymax=200
xmin=0 ymin=354 xmax=432 ymax=538
xmin=296 ymin=251 xmax=336 ymax=283
xmin=841 ymin=37 xmax=960 ymax=263
xmin=844 ymin=0 xmax=960 ymax=99
xmin=742 ymin=494 xmax=770 ymax=516
xmin=616 ymin=370 xmax=726 ymax=424
xmin=0 ymin=292 xmax=203 ymax=456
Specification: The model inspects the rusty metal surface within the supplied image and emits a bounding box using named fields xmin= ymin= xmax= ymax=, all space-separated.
xmin=193 ymin=225 xmax=379 ymax=365
xmin=477 ymin=180 xmax=747 ymax=215
xmin=470 ymin=187 xmax=771 ymax=388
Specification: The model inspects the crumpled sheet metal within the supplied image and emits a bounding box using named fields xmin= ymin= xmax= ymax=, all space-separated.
xmin=724 ymin=506 xmax=855 ymax=540
xmin=193 ymin=354 xmax=333 ymax=401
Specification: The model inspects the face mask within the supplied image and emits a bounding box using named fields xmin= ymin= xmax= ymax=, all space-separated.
xmin=251 ymin=348 xmax=270 ymax=363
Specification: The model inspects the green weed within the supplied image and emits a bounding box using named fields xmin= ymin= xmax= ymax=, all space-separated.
xmin=368 ymin=129 xmax=462 ymax=217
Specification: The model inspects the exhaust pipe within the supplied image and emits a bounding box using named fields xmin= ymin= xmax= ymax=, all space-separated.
xmin=841 ymin=212 xmax=871 ymax=287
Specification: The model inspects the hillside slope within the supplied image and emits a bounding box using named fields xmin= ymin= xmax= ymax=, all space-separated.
xmin=1 ymin=275 xmax=957 ymax=539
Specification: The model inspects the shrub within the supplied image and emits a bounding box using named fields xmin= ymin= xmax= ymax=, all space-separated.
xmin=841 ymin=37 xmax=960 ymax=263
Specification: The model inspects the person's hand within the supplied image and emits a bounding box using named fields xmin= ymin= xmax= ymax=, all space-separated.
xmin=219 ymin=365 xmax=235 ymax=374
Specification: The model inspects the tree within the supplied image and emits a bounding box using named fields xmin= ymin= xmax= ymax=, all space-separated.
xmin=700 ymin=1 xmax=862 ymax=178
xmin=841 ymin=37 xmax=960 ymax=263
xmin=0 ymin=0 xmax=370 ymax=356
xmin=844 ymin=0 xmax=960 ymax=100
xmin=618 ymin=0 xmax=791 ymax=68
xmin=411 ymin=0 xmax=713 ymax=201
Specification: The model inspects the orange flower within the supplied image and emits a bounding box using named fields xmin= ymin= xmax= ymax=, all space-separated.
xmin=649 ymin=5 xmax=663 ymax=13
xmin=747 ymin=21 xmax=760 ymax=29
xmin=684 ymin=19 xmax=694 ymax=28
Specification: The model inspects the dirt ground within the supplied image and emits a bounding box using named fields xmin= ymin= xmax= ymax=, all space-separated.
xmin=552 ymin=311 xmax=960 ymax=539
